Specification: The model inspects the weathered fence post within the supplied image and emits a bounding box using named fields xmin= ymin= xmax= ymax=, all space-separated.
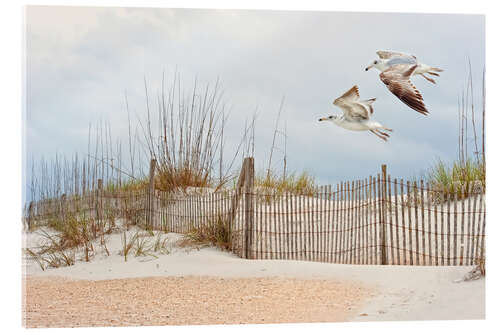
xmin=147 ymin=159 xmax=157 ymax=228
xmin=229 ymin=159 xmax=248 ymax=253
xmin=380 ymin=165 xmax=388 ymax=265
xmin=244 ymin=157 xmax=255 ymax=259
xmin=228 ymin=157 xmax=256 ymax=258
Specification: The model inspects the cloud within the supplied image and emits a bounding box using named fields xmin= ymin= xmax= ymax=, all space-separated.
xmin=25 ymin=6 xmax=485 ymax=185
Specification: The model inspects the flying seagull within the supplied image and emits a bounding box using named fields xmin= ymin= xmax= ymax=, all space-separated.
xmin=319 ymin=85 xmax=392 ymax=141
xmin=365 ymin=51 xmax=444 ymax=115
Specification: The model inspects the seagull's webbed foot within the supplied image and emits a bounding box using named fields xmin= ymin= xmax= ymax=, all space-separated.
xmin=370 ymin=130 xmax=388 ymax=142
xmin=376 ymin=130 xmax=390 ymax=137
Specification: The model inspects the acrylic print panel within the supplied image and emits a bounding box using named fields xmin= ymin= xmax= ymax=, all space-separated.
xmin=22 ymin=5 xmax=485 ymax=328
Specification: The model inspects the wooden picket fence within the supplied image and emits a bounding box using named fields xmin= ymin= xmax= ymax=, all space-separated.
xmin=25 ymin=158 xmax=486 ymax=266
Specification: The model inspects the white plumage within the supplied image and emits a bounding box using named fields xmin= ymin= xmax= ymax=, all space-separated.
xmin=365 ymin=50 xmax=444 ymax=115
xmin=319 ymin=85 xmax=393 ymax=141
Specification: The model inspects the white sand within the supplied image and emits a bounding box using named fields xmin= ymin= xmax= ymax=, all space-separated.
xmin=23 ymin=227 xmax=484 ymax=322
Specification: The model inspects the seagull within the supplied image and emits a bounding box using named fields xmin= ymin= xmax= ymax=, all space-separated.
xmin=319 ymin=85 xmax=393 ymax=141
xmin=366 ymin=51 xmax=444 ymax=83
xmin=365 ymin=51 xmax=444 ymax=115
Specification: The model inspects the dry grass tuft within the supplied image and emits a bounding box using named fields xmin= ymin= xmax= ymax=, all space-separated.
xmin=24 ymin=228 xmax=78 ymax=270
xmin=119 ymin=230 xmax=170 ymax=261
xmin=119 ymin=231 xmax=138 ymax=262
xmin=153 ymin=232 xmax=171 ymax=254
xmin=255 ymin=170 xmax=318 ymax=204
xmin=179 ymin=215 xmax=233 ymax=251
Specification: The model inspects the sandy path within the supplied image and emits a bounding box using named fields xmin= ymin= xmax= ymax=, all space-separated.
xmin=23 ymin=275 xmax=371 ymax=328
xmin=23 ymin=230 xmax=485 ymax=326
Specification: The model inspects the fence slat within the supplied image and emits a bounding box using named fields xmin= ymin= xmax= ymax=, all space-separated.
xmin=420 ymin=180 xmax=426 ymax=265
xmin=271 ymin=191 xmax=277 ymax=260
xmin=453 ymin=190 xmax=458 ymax=265
xmin=327 ymin=185 xmax=332 ymax=263
xmin=474 ymin=194 xmax=484 ymax=264
xmin=263 ymin=192 xmax=268 ymax=260
xmin=319 ymin=186 xmax=324 ymax=262
xmin=294 ymin=189 xmax=299 ymax=261
xmin=446 ymin=192 xmax=451 ymax=266
xmin=315 ymin=186 xmax=320 ymax=262
xmin=426 ymin=182 xmax=432 ymax=266
xmin=358 ymin=180 xmax=363 ymax=264
xmin=278 ymin=190 xmax=284 ymax=260
xmin=394 ymin=179 xmax=400 ymax=265
xmin=355 ymin=180 xmax=361 ymax=264
xmin=407 ymin=181 xmax=413 ymax=266
xmin=376 ymin=175 xmax=381 ymax=265
xmin=479 ymin=194 xmax=486 ymax=266
xmin=324 ymin=186 xmax=328 ymax=262
xmin=363 ymin=178 xmax=370 ymax=265
xmin=466 ymin=185 xmax=472 ymax=265
xmin=399 ymin=179 xmax=406 ymax=265
xmin=347 ymin=182 xmax=352 ymax=264
xmin=345 ymin=182 xmax=351 ymax=264
xmin=286 ymin=191 xmax=291 ymax=260
xmin=469 ymin=191 xmax=478 ymax=265
xmin=351 ymin=181 xmax=356 ymax=264
xmin=440 ymin=193 xmax=445 ymax=266
xmin=433 ymin=188 xmax=438 ymax=266
xmin=388 ymin=176 xmax=394 ymax=264
xmin=339 ymin=182 xmax=344 ymax=264
xmin=260 ymin=191 xmax=267 ymax=259
xmin=310 ymin=188 xmax=314 ymax=261
xmin=334 ymin=184 xmax=339 ymax=263
xmin=284 ymin=191 xmax=289 ymax=260
xmin=369 ymin=177 xmax=373 ymax=264
xmin=360 ymin=180 xmax=365 ymax=265
xmin=413 ymin=181 xmax=420 ymax=266
xmin=301 ymin=189 xmax=306 ymax=261
xmin=460 ymin=185 xmax=466 ymax=266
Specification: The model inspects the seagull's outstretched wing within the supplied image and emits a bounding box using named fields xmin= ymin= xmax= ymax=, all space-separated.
xmin=379 ymin=64 xmax=428 ymax=115
xmin=333 ymin=85 xmax=371 ymax=121
xmin=333 ymin=85 xmax=359 ymax=104
xmin=377 ymin=50 xmax=417 ymax=60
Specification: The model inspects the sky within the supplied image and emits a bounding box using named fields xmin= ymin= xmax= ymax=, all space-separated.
xmin=24 ymin=6 xmax=485 ymax=189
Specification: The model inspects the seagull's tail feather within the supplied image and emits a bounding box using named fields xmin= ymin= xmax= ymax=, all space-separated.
xmin=362 ymin=98 xmax=376 ymax=105
xmin=430 ymin=67 xmax=444 ymax=72
xmin=361 ymin=98 xmax=376 ymax=114
xmin=421 ymin=73 xmax=436 ymax=84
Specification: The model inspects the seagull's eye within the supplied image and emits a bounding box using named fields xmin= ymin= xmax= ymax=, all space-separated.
xmin=329 ymin=116 xmax=333 ymax=119
xmin=374 ymin=61 xmax=378 ymax=64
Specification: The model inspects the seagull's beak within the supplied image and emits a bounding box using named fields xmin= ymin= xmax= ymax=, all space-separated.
xmin=365 ymin=64 xmax=373 ymax=71
xmin=318 ymin=117 xmax=327 ymax=122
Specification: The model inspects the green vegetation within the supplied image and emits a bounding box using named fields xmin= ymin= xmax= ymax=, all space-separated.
xmin=426 ymin=159 xmax=485 ymax=202
xmin=426 ymin=62 xmax=485 ymax=203
xmin=256 ymin=170 xmax=317 ymax=196
xmin=119 ymin=230 xmax=170 ymax=262
xmin=24 ymin=228 xmax=78 ymax=270
xmin=253 ymin=170 xmax=318 ymax=205
xmin=119 ymin=231 xmax=138 ymax=262
xmin=179 ymin=215 xmax=233 ymax=251
xmin=105 ymin=178 xmax=148 ymax=193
